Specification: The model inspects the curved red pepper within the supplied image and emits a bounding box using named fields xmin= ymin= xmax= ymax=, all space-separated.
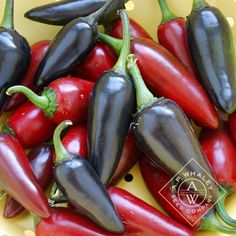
xmin=139 ymin=156 xmax=236 ymax=234
xmin=199 ymin=120 xmax=236 ymax=192
xmin=61 ymin=123 xmax=141 ymax=185
xmin=73 ymin=42 xmax=117 ymax=82
xmin=36 ymin=207 xmax=122 ymax=236
xmin=157 ymin=0 xmax=197 ymax=76
xmin=108 ymin=17 xmax=152 ymax=39
xmin=7 ymin=77 xmax=94 ymax=124
xmin=3 ymin=143 xmax=54 ymax=218
xmin=3 ymin=101 xmax=56 ymax=148
xmin=4 ymin=40 xmax=51 ymax=112
xmin=108 ymin=187 xmax=194 ymax=236
xmin=99 ymin=35 xmax=219 ymax=129
xmin=229 ymin=112 xmax=236 ymax=143
xmin=131 ymin=38 xmax=218 ymax=129
xmin=139 ymin=157 xmax=208 ymax=229
xmin=0 ymin=133 xmax=50 ymax=218
xmin=47 ymin=188 xmax=193 ymax=236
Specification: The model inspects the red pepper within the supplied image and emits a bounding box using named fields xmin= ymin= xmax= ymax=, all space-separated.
xmin=2 ymin=101 xmax=56 ymax=148
xmin=199 ymin=119 xmax=236 ymax=227
xmin=139 ymin=157 xmax=236 ymax=234
xmin=36 ymin=207 xmax=124 ymax=236
xmin=62 ymin=123 xmax=88 ymax=157
xmin=108 ymin=187 xmax=194 ymax=236
xmin=0 ymin=133 xmax=50 ymax=218
xmin=157 ymin=0 xmax=197 ymax=76
xmin=229 ymin=112 xmax=236 ymax=143
xmin=73 ymin=42 xmax=117 ymax=82
xmin=108 ymin=17 xmax=152 ymax=39
xmin=99 ymin=34 xmax=219 ymax=129
xmin=199 ymin=120 xmax=236 ymax=191
xmin=48 ymin=187 xmax=193 ymax=236
xmin=61 ymin=123 xmax=142 ymax=185
xmin=3 ymin=143 xmax=54 ymax=218
xmin=7 ymin=77 xmax=94 ymax=124
xmin=3 ymin=40 xmax=51 ymax=112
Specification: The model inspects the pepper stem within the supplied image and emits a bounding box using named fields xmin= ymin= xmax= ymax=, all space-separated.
xmin=85 ymin=0 xmax=116 ymax=25
xmin=158 ymin=0 xmax=177 ymax=24
xmin=127 ymin=54 xmax=155 ymax=111
xmin=113 ymin=10 xmax=130 ymax=73
xmin=199 ymin=209 xmax=236 ymax=234
xmin=215 ymin=185 xmax=236 ymax=227
xmin=30 ymin=213 xmax=41 ymax=229
xmin=53 ymin=120 xmax=72 ymax=164
xmin=192 ymin=0 xmax=209 ymax=10
xmin=6 ymin=86 xmax=57 ymax=117
xmin=99 ymin=33 xmax=122 ymax=55
xmin=0 ymin=0 xmax=14 ymax=29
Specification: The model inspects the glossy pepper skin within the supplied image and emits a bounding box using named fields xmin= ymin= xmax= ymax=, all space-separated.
xmin=3 ymin=144 xmax=54 ymax=219
xmin=108 ymin=17 xmax=152 ymax=39
xmin=157 ymin=0 xmax=197 ymax=76
xmin=33 ymin=0 xmax=124 ymax=89
xmin=140 ymin=157 xmax=236 ymax=234
xmin=127 ymin=55 xmax=218 ymax=202
xmin=229 ymin=112 xmax=236 ymax=143
xmin=7 ymin=77 xmax=94 ymax=124
xmin=200 ymin=121 xmax=236 ymax=192
xmin=2 ymin=101 xmax=56 ymax=149
xmin=73 ymin=42 xmax=116 ymax=82
xmin=4 ymin=40 xmax=50 ymax=112
xmin=53 ymin=121 xmax=124 ymax=233
xmin=25 ymin=0 xmax=126 ymax=26
xmin=36 ymin=207 xmax=124 ymax=236
xmin=99 ymin=34 xmax=219 ymax=129
xmin=61 ymin=123 xmax=142 ymax=186
xmin=199 ymin=119 xmax=236 ymax=227
xmin=186 ymin=0 xmax=236 ymax=114
xmin=88 ymin=10 xmax=135 ymax=186
xmin=0 ymin=133 xmax=50 ymax=218
xmin=0 ymin=0 xmax=31 ymax=113
xmin=109 ymin=187 xmax=194 ymax=236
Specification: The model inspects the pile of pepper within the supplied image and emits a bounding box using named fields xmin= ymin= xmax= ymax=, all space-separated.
xmin=1 ymin=0 xmax=236 ymax=235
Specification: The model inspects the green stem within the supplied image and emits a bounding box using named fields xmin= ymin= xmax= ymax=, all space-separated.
xmin=53 ymin=120 xmax=72 ymax=164
xmin=113 ymin=10 xmax=130 ymax=73
xmin=192 ymin=0 xmax=209 ymax=11
xmin=199 ymin=209 xmax=236 ymax=234
xmin=0 ymin=0 xmax=14 ymax=29
xmin=30 ymin=213 xmax=41 ymax=229
xmin=127 ymin=54 xmax=156 ymax=111
xmin=6 ymin=86 xmax=57 ymax=117
xmin=215 ymin=185 xmax=236 ymax=228
xmin=85 ymin=0 xmax=114 ymax=25
xmin=98 ymin=32 xmax=122 ymax=54
xmin=158 ymin=0 xmax=177 ymax=24
xmin=0 ymin=190 xmax=6 ymax=200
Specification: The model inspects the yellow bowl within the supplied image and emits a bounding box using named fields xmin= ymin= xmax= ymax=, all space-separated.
xmin=0 ymin=0 xmax=236 ymax=236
